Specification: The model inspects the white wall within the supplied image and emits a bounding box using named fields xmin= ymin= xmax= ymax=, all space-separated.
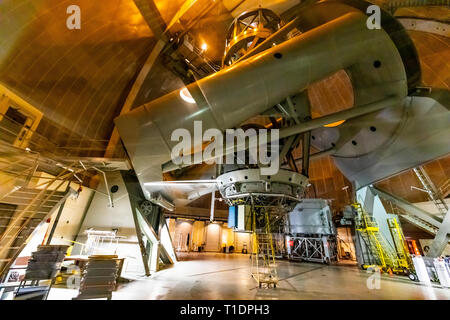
xmin=234 ymin=231 xmax=251 ymax=253
xmin=47 ymin=184 xmax=93 ymax=246
xmin=73 ymin=171 xmax=146 ymax=276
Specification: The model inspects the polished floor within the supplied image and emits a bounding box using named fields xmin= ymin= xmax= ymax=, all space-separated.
xmin=48 ymin=252 xmax=450 ymax=300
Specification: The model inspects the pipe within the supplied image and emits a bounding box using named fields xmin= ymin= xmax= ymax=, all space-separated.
xmin=93 ymin=167 xmax=113 ymax=208
xmin=210 ymin=191 xmax=215 ymax=222
xmin=279 ymin=95 xmax=402 ymax=139
xmin=302 ymin=131 xmax=311 ymax=177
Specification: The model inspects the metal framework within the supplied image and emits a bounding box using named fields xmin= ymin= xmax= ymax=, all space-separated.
xmin=223 ymin=8 xmax=283 ymax=66
xmin=288 ymin=236 xmax=337 ymax=263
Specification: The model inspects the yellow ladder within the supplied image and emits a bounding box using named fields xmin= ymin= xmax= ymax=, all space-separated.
xmin=251 ymin=207 xmax=278 ymax=288
xmin=387 ymin=217 xmax=412 ymax=270
xmin=353 ymin=203 xmax=397 ymax=271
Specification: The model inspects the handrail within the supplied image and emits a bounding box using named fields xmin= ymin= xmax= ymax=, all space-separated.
xmin=0 ymin=111 xmax=115 ymax=157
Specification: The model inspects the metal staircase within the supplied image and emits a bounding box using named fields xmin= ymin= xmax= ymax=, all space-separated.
xmin=371 ymin=186 xmax=443 ymax=236
xmin=413 ymin=166 xmax=448 ymax=217
xmin=0 ymin=172 xmax=74 ymax=280
xmin=384 ymin=199 xmax=439 ymax=235
xmin=398 ymin=214 xmax=438 ymax=235
xmin=353 ymin=203 xmax=397 ymax=270
xmin=439 ymin=178 xmax=450 ymax=199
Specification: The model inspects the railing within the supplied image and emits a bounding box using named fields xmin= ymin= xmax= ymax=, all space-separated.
xmin=0 ymin=111 xmax=125 ymax=158
xmin=0 ymin=166 xmax=75 ymax=278
xmin=439 ymin=178 xmax=450 ymax=199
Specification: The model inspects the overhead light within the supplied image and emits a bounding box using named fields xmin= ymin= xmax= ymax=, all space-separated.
xmin=180 ymin=87 xmax=196 ymax=104
xmin=201 ymin=43 xmax=208 ymax=52
xmin=324 ymin=120 xmax=346 ymax=127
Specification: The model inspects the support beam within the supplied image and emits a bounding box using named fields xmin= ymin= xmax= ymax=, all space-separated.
xmin=279 ymin=96 xmax=402 ymax=139
xmin=106 ymin=0 xmax=216 ymax=157
xmin=210 ymin=191 xmax=215 ymax=222
xmin=302 ymin=131 xmax=311 ymax=177
xmin=133 ymin=0 xmax=168 ymax=40
xmin=281 ymin=147 xmax=336 ymax=169
xmin=104 ymin=40 xmax=166 ymax=158
xmin=428 ymin=207 xmax=450 ymax=258
xmin=129 ymin=199 xmax=151 ymax=276
xmin=45 ymin=184 xmax=71 ymax=245
xmin=279 ymin=135 xmax=297 ymax=163
xmin=370 ymin=186 xmax=442 ymax=228
xmin=105 ymin=0 xmax=169 ymax=158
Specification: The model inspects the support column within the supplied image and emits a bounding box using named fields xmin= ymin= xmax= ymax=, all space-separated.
xmin=428 ymin=208 xmax=450 ymax=258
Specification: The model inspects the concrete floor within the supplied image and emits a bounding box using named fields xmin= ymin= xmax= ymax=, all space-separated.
xmin=48 ymin=252 xmax=450 ymax=300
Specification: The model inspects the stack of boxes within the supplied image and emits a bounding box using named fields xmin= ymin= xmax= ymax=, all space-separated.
xmin=73 ymin=255 xmax=122 ymax=300
xmin=24 ymin=245 xmax=68 ymax=281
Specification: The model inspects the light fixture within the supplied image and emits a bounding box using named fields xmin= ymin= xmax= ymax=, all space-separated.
xmin=324 ymin=120 xmax=346 ymax=127
xmin=201 ymin=43 xmax=207 ymax=52
xmin=179 ymin=87 xmax=196 ymax=104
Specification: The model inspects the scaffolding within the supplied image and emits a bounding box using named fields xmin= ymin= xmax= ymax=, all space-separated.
xmin=413 ymin=166 xmax=448 ymax=217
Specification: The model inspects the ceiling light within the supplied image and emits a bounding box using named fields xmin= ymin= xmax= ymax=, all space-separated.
xmin=201 ymin=43 xmax=207 ymax=52
xmin=180 ymin=87 xmax=196 ymax=104
xmin=324 ymin=120 xmax=346 ymax=127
